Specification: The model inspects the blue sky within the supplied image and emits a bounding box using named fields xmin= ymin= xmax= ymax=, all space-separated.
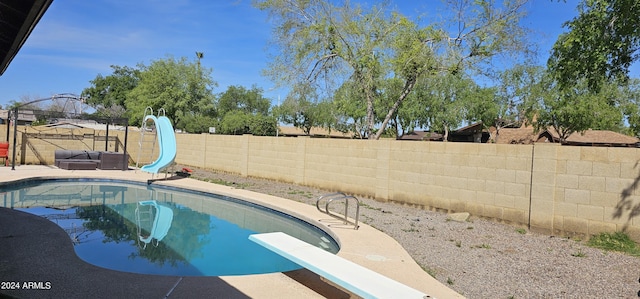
xmin=0 ymin=0 xmax=619 ymax=109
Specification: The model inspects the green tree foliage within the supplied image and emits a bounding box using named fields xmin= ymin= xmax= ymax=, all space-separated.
xmin=416 ymin=73 xmax=479 ymax=141
xmin=463 ymin=85 xmax=499 ymax=140
xmin=274 ymin=82 xmax=334 ymax=135
xmin=218 ymin=110 xmax=277 ymax=136
xmin=126 ymin=56 xmax=216 ymax=132
xmin=82 ymin=65 xmax=140 ymax=119
xmin=176 ymin=113 xmax=218 ymax=135
xmin=217 ymin=85 xmax=270 ymax=116
xmin=219 ymin=111 xmax=252 ymax=135
xmin=477 ymin=64 xmax=546 ymax=143
xmin=216 ymin=85 xmax=276 ymax=136
xmin=539 ymin=0 xmax=640 ymax=142
xmin=248 ymin=114 xmax=279 ymax=136
xmin=378 ymin=78 xmax=416 ymax=139
xmin=332 ymin=80 xmax=368 ymax=138
xmin=549 ymin=0 xmax=640 ymax=91
xmin=621 ymin=79 xmax=640 ymax=137
xmin=530 ymin=75 xmax=626 ymax=143
xmin=256 ymin=0 xmax=531 ymax=139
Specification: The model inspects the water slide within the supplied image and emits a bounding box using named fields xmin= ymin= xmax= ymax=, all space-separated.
xmin=140 ymin=115 xmax=177 ymax=174
xmin=137 ymin=200 xmax=174 ymax=248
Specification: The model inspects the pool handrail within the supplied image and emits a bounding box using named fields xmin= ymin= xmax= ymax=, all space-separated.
xmin=316 ymin=192 xmax=359 ymax=230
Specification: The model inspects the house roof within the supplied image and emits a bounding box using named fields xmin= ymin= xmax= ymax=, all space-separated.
xmin=494 ymin=126 xmax=640 ymax=147
xmin=545 ymin=128 xmax=640 ymax=146
xmin=493 ymin=127 xmax=537 ymax=144
xmin=398 ymin=131 xmax=444 ymax=141
xmin=455 ymin=122 xmax=484 ymax=134
xmin=0 ymin=0 xmax=53 ymax=75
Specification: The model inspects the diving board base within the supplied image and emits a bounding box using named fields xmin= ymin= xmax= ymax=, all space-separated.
xmin=249 ymin=232 xmax=432 ymax=299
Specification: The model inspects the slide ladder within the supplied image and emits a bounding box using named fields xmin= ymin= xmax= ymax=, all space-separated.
xmin=136 ymin=107 xmax=157 ymax=169
xmin=137 ymin=108 xmax=177 ymax=175
xmin=135 ymin=199 xmax=174 ymax=249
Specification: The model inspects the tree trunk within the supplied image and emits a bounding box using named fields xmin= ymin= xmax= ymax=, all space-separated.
xmin=443 ymin=125 xmax=449 ymax=142
xmin=373 ymin=78 xmax=417 ymax=140
xmin=366 ymin=96 xmax=375 ymax=139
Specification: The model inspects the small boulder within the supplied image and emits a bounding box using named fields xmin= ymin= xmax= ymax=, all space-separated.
xmin=447 ymin=212 xmax=470 ymax=222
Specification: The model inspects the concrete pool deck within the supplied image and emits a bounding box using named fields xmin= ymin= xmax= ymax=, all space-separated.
xmin=0 ymin=166 xmax=463 ymax=299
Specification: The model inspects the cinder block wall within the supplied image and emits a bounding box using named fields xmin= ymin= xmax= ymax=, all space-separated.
xmin=173 ymin=134 xmax=640 ymax=241
xmin=5 ymin=126 xmax=640 ymax=241
xmin=385 ymin=141 xmax=533 ymax=225
xmin=544 ymin=145 xmax=640 ymax=240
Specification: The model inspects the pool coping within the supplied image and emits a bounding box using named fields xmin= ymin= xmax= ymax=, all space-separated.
xmin=0 ymin=166 xmax=464 ymax=299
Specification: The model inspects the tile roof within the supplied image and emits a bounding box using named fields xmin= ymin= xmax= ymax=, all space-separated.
xmin=547 ymin=128 xmax=639 ymax=145
xmin=493 ymin=126 xmax=639 ymax=146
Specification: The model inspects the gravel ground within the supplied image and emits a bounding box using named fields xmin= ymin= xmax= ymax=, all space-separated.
xmin=181 ymin=165 xmax=640 ymax=299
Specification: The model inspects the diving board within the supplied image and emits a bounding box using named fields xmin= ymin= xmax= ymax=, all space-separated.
xmin=249 ymin=232 xmax=433 ymax=299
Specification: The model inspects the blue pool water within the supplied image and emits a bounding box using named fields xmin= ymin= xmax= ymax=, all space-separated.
xmin=0 ymin=179 xmax=339 ymax=276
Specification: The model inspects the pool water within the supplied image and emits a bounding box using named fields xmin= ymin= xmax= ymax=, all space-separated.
xmin=0 ymin=179 xmax=339 ymax=276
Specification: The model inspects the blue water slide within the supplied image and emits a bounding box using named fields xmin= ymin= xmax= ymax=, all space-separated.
xmin=140 ymin=115 xmax=177 ymax=174
xmin=137 ymin=200 xmax=174 ymax=247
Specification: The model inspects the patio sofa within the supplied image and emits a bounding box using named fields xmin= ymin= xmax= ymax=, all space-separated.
xmin=54 ymin=150 xmax=128 ymax=170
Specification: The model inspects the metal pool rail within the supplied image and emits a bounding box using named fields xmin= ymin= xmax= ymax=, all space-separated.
xmin=316 ymin=192 xmax=359 ymax=230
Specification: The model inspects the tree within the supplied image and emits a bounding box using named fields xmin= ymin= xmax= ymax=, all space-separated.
xmin=219 ymin=111 xmax=252 ymax=135
xmin=548 ymin=0 xmax=640 ymax=92
xmin=621 ymin=79 xmax=640 ymax=137
xmin=416 ymin=73 xmax=478 ymax=141
xmin=217 ymin=111 xmax=277 ymax=136
xmin=82 ymin=65 xmax=140 ymax=119
xmin=379 ymin=78 xmax=419 ymax=139
xmin=126 ymin=56 xmax=216 ymax=131
xmin=479 ymin=64 xmax=545 ymax=143
xmin=217 ymin=85 xmax=270 ymax=117
xmin=530 ymin=74 xmax=625 ymax=143
xmin=216 ymin=85 xmax=276 ymax=136
xmin=464 ymin=85 xmax=499 ymax=140
xmin=176 ymin=113 xmax=217 ymax=134
xmin=332 ymin=80 xmax=368 ymax=138
xmin=274 ymin=82 xmax=334 ymax=135
xmin=256 ymin=0 xmax=532 ymax=139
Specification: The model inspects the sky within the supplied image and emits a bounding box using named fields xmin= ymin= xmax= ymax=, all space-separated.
xmin=0 ymin=0 xmax=625 ymax=110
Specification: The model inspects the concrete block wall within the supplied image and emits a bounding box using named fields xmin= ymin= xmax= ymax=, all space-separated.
xmin=192 ymin=134 xmax=247 ymax=174
xmin=303 ymin=138 xmax=379 ymax=196
xmin=385 ymin=141 xmax=532 ymax=224
xmin=173 ymin=134 xmax=640 ymax=240
xmin=175 ymin=133 xmax=207 ymax=169
xmin=6 ymin=125 xmax=640 ymax=241
xmin=246 ymin=135 xmax=306 ymax=185
xmin=547 ymin=145 xmax=640 ymax=240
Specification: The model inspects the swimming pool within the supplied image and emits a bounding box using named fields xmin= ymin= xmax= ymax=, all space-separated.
xmin=0 ymin=179 xmax=340 ymax=276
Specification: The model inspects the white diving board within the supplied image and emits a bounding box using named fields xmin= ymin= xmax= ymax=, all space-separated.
xmin=249 ymin=232 xmax=433 ymax=299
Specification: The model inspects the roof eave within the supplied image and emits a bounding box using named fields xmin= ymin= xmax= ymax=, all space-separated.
xmin=0 ymin=0 xmax=54 ymax=76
